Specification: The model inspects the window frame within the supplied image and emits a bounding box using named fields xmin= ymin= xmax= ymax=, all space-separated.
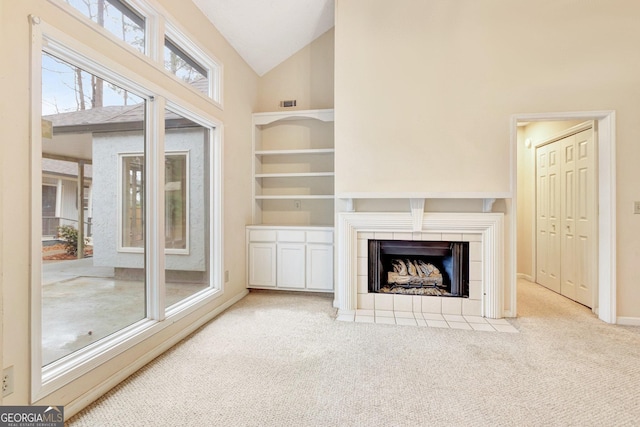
xmin=164 ymin=20 xmax=223 ymax=105
xmin=50 ymin=0 xmax=223 ymax=106
xmin=119 ymin=152 xmax=146 ymax=252
xmin=49 ymin=0 xmax=154 ymax=56
xmin=162 ymin=150 xmax=190 ymax=255
xmin=30 ymin=15 xmax=224 ymax=402
xmin=118 ymin=150 xmax=190 ymax=255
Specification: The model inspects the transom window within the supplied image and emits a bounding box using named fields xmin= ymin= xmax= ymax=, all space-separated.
xmin=64 ymin=0 xmax=145 ymax=53
xmin=164 ymin=37 xmax=208 ymax=96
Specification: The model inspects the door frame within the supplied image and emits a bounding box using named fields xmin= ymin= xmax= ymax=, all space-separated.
xmin=510 ymin=111 xmax=616 ymax=323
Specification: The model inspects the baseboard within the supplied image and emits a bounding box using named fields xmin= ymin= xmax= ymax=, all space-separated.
xmin=502 ymin=310 xmax=515 ymax=318
xmin=63 ymin=289 xmax=249 ymax=420
xmin=516 ymin=273 xmax=533 ymax=282
xmin=616 ymin=316 xmax=640 ymax=326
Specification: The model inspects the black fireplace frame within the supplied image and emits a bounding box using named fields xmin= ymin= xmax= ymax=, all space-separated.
xmin=368 ymin=239 xmax=469 ymax=297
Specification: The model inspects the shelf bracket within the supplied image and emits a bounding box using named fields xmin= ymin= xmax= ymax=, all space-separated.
xmin=409 ymin=198 xmax=425 ymax=231
xmin=344 ymin=198 xmax=355 ymax=212
xmin=483 ymin=198 xmax=497 ymax=213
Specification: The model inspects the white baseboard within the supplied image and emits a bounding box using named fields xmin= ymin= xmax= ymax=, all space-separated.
xmin=516 ymin=273 xmax=533 ymax=282
xmin=617 ymin=316 xmax=640 ymax=326
xmin=64 ymin=289 xmax=249 ymax=420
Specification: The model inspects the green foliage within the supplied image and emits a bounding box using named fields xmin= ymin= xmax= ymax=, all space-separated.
xmin=57 ymin=225 xmax=81 ymax=256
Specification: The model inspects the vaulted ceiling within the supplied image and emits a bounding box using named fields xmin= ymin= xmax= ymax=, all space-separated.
xmin=191 ymin=0 xmax=335 ymax=76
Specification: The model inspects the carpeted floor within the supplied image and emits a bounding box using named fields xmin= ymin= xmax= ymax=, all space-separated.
xmin=68 ymin=280 xmax=640 ymax=426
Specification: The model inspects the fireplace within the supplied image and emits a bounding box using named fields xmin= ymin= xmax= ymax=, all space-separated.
xmin=335 ymin=211 xmax=504 ymax=319
xmin=368 ymin=240 xmax=469 ymax=297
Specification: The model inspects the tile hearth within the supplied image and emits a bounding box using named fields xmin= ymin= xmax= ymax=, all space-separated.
xmin=336 ymin=310 xmax=518 ymax=333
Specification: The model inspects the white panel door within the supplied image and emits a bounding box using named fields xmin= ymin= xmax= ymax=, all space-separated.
xmin=277 ymin=244 xmax=306 ymax=289
xmin=573 ymin=129 xmax=596 ymax=307
xmin=536 ymin=143 xmax=561 ymax=292
xmin=560 ymin=135 xmax=577 ymax=300
xmin=536 ymin=126 xmax=596 ymax=308
xmin=249 ymin=243 xmax=277 ymax=287
xmin=306 ymin=244 xmax=333 ymax=291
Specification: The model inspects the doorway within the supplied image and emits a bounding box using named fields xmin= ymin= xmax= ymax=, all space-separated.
xmin=511 ymin=111 xmax=616 ymax=324
xmin=533 ymin=122 xmax=596 ymax=308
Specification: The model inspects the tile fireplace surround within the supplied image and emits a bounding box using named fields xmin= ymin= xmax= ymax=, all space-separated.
xmin=336 ymin=211 xmax=504 ymax=319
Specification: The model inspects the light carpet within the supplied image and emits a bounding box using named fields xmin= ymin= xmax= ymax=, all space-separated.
xmin=68 ymin=280 xmax=640 ymax=426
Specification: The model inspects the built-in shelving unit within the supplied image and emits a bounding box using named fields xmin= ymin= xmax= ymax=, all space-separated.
xmin=252 ymin=109 xmax=335 ymax=226
xmin=248 ymin=109 xmax=335 ymax=292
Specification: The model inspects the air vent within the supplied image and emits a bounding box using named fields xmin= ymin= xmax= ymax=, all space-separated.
xmin=280 ymin=100 xmax=297 ymax=108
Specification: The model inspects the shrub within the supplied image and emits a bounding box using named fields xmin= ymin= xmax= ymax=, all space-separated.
xmin=57 ymin=225 xmax=82 ymax=256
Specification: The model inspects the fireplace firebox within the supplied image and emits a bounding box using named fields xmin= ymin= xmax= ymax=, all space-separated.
xmin=368 ymin=240 xmax=469 ymax=297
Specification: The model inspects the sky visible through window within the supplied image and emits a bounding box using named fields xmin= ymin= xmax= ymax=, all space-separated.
xmin=42 ymin=52 xmax=142 ymax=115
xmin=65 ymin=0 xmax=145 ymax=53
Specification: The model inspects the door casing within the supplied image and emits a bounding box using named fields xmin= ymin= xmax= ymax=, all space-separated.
xmin=510 ymin=111 xmax=616 ymax=323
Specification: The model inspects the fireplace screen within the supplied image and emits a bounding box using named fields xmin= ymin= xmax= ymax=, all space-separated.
xmin=368 ymin=240 xmax=469 ymax=297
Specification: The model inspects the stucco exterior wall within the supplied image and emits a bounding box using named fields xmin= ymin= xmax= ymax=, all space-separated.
xmin=92 ymin=128 xmax=207 ymax=272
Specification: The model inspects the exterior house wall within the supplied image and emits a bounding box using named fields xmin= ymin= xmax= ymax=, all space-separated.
xmin=92 ymin=128 xmax=207 ymax=272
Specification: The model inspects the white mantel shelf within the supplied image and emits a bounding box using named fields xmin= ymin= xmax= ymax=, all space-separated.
xmin=336 ymin=192 xmax=512 ymax=199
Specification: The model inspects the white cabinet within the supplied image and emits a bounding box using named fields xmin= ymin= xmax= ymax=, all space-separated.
xmin=306 ymin=244 xmax=333 ymax=291
xmin=248 ymin=243 xmax=276 ymax=287
xmin=247 ymin=226 xmax=333 ymax=292
xmin=277 ymin=244 xmax=306 ymax=289
xmin=252 ymin=109 xmax=334 ymax=226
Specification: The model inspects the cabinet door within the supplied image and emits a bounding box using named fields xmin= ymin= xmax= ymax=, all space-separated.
xmin=277 ymin=244 xmax=306 ymax=289
xmin=306 ymin=244 xmax=333 ymax=291
xmin=248 ymin=243 xmax=276 ymax=287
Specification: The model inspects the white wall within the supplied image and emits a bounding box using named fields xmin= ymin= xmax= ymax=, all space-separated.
xmin=258 ymin=28 xmax=334 ymax=112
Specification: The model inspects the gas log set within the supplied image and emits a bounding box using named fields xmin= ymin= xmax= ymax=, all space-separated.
xmin=369 ymin=240 xmax=469 ymax=297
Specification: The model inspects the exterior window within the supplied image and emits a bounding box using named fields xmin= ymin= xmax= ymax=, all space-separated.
xmin=64 ymin=0 xmax=145 ymax=53
xmin=164 ymin=109 xmax=210 ymax=309
xmin=33 ymin=11 xmax=222 ymax=400
xmin=41 ymin=52 xmax=147 ymax=366
xmin=165 ymin=154 xmax=188 ymax=250
xmin=122 ymin=155 xmax=144 ymax=248
xmin=164 ymin=37 xmax=208 ymax=96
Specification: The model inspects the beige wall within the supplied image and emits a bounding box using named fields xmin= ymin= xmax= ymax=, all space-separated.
xmin=1 ymin=0 xmax=256 ymax=413
xmin=258 ymin=28 xmax=334 ymax=112
xmin=335 ymin=0 xmax=640 ymax=318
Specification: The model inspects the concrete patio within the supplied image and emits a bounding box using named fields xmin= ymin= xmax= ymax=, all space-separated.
xmin=42 ymin=258 xmax=207 ymax=365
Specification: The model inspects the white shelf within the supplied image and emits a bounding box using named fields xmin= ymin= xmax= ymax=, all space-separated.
xmin=255 ymin=195 xmax=335 ymax=200
xmin=253 ymin=109 xmax=334 ymax=126
xmin=255 ymin=148 xmax=335 ymax=156
xmin=252 ymin=109 xmax=335 ymax=226
xmin=255 ymin=172 xmax=334 ymax=178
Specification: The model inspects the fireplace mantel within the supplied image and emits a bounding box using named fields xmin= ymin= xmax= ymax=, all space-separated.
xmin=336 ymin=211 xmax=504 ymax=319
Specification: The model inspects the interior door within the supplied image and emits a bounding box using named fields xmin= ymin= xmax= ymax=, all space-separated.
xmin=560 ymin=134 xmax=577 ymax=300
xmin=536 ymin=143 xmax=561 ymax=292
xmin=573 ymin=128 xmax=596 ymax=307
xmin=536 ymin=125 xmax=596 ymax=308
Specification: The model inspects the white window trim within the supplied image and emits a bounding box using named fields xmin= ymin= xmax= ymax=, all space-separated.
xmin=30 ymin=16 xmax=224 ymax=402
xmin=48 ymin=0 xmax=155 ymax=58
xmin=164 ymin=20 xmax=223 ymax=106
xmin=118 ymin=151 xmax=191 ymax=255
xmin=118 ymin=152 xmax=146 ymax=254
xmin=48 ymin=0 xmax=223 ymax=107
xmin=163 ymin=150 xmax=190 ymax=255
